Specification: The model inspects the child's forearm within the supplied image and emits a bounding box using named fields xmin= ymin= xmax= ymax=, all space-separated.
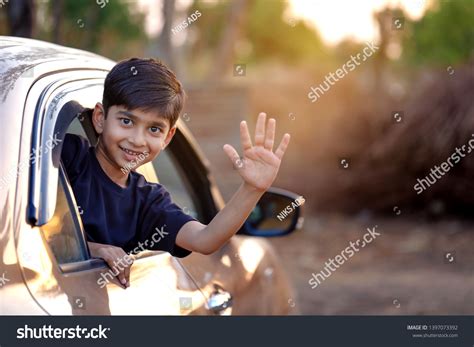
xmin=178 ymin=114 xmax=290 ymax=255
xmin=193 ymin=182 xmax=264 ymax=254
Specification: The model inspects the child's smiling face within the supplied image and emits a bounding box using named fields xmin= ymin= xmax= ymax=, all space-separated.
xmin=92 ymin=102 xmax=176 ymax=186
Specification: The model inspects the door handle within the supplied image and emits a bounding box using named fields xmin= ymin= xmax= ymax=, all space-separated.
xmin=206 ymin=284 xmax=233 ymax=315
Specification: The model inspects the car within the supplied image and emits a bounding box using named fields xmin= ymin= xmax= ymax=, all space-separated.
xmin=0 ymin=36 xmax=304 ymax=315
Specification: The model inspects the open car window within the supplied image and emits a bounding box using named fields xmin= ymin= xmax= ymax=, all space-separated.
xmin=153 ymin=150 xmax=201 ymax=221
xmin=40 ymin=116 xmax=92 ymax=265
xmin=40 ymin=164 xmax=89 ymax=264
xmin=29 ymin=75 xmax=210 ymax=270
xmin=38 ymin=102 xmax=93 ymax=266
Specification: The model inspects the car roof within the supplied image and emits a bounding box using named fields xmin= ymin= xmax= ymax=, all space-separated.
xmin=0 ymin=36 xmax=113 ymax=69
xmin=0 ymin=36 xmax=114 ymax=103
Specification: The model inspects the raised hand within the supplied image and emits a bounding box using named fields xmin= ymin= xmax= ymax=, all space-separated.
xmin=223 ymin=112 xmax=290 ymax=192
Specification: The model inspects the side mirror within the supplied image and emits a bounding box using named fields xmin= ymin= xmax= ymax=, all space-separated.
xmin=239 ymin=187 xmax=305 ymax=237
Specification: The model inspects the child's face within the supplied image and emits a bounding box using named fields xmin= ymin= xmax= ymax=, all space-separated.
xmin=92 ymin=103 xmax=176 ymax=171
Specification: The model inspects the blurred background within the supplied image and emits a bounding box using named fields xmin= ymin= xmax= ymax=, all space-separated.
xmin=1 ymin=0 xmax=472 ymax=314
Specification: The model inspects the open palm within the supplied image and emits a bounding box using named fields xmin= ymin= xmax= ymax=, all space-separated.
xmin=223 ymin=113 xmax=290 ymax=191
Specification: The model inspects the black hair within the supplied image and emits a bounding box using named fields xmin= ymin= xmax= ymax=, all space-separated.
xmin=102 ymin=58 xmax=185 ymax=127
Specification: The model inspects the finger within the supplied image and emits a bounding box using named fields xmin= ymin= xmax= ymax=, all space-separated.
xmin=124 ymin=265 xmax=131 ymax=287
xmin=264 ymin=118 xmax=276 ymax=151
xmin=240 ymin=121 xmax=252 ymax=151
xmin=254 ymin=112 xmax=266 ymax=147
xmin=105 ymin=257 xmax=126 ymax=287
xmin=223 ymin=144 xmax=243 ymax=169
xmin=117 ymin=269 xmax=127 ymax=287
xmin=112 ymin=256 xmax=127 ymax=287
xmin=275 ymin=133 xmax=291 ymax=160
xmin=124 ymin=255 xmax=134 ymax=287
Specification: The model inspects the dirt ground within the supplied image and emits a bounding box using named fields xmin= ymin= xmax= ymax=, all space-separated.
xmin=266 ymin=213 xmax=474 ymax=315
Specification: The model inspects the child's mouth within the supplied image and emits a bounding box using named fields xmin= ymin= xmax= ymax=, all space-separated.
xmin=119 ymin=146 xmax=143 ymax=160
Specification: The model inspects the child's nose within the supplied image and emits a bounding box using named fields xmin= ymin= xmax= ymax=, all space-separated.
xmin=129 ymin=132 xmax=146 ymax=147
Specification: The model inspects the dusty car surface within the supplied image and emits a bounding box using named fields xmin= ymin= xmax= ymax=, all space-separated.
xmin=0 ymin=36 xmax=304 ymax=315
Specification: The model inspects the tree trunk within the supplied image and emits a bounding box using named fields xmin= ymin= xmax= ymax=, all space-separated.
xmin=206 ymin=0 xmax=252 ymax=82
xmin=158 ymin=0 xmax=176 ymax=69
xmin=51 ymin=0 xmax=63 ymax=44
xmin=7 ymin=0 xmax=35 ymax=38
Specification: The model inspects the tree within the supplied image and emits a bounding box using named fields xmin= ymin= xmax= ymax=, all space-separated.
xmin=190 ymin=0 xmax=323 ymax=80
xmin=158 ymin=0 xmax=176 ymax=69
xmin=6 ymin=0 xmax=35 ymax=38
xmin=403 ymin=0 xmax=474 ymax=66
xmin=44 ymin=0 xmax=146 ymax=58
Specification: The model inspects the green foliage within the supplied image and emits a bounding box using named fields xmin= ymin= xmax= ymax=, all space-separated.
xmin=191 ymin=0 xmax=323 ymax=64
xmin=46 ymin=0 xmax=145 ymax=55
xmin=403 ymin=0 xmax=474 ymax=66
xmin=245 ymin=0 xmax=323 ymax=63
xmin=192 ymin=0 xmax=229 ymax=49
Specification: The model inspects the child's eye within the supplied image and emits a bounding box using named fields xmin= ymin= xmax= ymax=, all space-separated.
xmin=150 ymin=126 xmax=161 ymax=134
xmin=120 ymin=118 xmax=132 ymax=126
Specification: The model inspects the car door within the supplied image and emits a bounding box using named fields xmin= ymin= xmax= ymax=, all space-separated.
xmin=151 ymin=140 xmax=236 ymax=314
xmin=151 ymin=125 xmax=273 ymax=315
xmin=16 ymin=71 xmax=208 ymax=315
xmin=151 ymin=122 xmax=304 ymax=315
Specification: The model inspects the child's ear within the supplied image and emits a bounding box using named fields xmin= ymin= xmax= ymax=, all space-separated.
xmin=92 ymin=102 xmax=106 ymax=134
xmin=163 ymin=126 xmax=177 ymax=149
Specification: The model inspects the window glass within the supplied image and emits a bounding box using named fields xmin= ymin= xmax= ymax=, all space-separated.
xmin=40 ymin=117 xmax=90 ymax=265
xmin=40 ymin=173 xmax=88 ymax=264
xmin=152 ymin=150 xmax=201 ymax=221
xmin=67 ymin=116 xmax=88 ymax=137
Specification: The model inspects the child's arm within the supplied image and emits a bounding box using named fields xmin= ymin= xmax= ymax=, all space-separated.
xmin=176 ymin=113 xmax=290 ymax=255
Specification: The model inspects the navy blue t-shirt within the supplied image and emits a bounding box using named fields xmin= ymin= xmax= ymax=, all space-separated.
xmin=60 ymin=134 xmax=195 ymax=258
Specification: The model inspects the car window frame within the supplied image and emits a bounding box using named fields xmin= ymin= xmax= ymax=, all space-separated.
xmin=27 ymin=76 xmax=106 ymax=226
xmin=26 ymin=72 xmax=111 ymax=273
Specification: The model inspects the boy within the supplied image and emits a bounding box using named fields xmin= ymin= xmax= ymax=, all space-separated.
xmin=61 ymin=58 xmax=290 ymax=288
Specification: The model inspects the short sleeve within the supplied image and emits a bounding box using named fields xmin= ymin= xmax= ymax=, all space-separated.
xmin=139 ymin=188 xmax=196 ymax=258
xmin=61 ymin=134 xmax=90 ymax=181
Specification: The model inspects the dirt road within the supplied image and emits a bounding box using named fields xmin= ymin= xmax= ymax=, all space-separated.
xmin=267 ymin=214 xmax=474 ymax=314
